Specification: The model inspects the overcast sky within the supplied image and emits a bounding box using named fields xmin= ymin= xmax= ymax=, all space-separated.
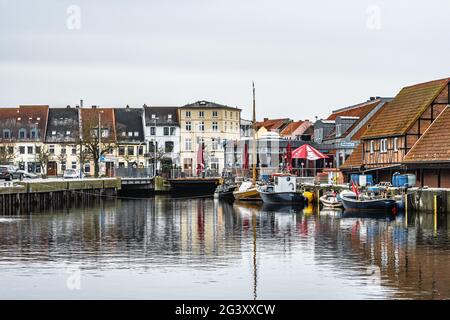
xmin=1 ymin=0 xmax=450 ymax=120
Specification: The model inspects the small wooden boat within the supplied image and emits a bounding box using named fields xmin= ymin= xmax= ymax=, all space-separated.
xmin=233 ymin=181 xmax=261 ymax=201
xmin=320 ymin=193 xmax=343 ymax=208
xmin=258 ymin=174 xmax=305 ymax=204
xmin=339 ymin=191 xmax=397 ymax=212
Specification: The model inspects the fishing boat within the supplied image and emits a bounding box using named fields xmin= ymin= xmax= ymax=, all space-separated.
xmin=319 ymin=192 xmax=343 ymax=208
xmin=339 ymin=190 xmax=397 ymax=212
xmin=258 ymin=174 xmax=305 ymax=204
xmin=214 ymin=182 xmax=237 ymax=200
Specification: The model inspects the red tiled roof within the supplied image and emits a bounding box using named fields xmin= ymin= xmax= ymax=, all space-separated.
xmin=256 ymin=118 xmax=290 ymax=131
xmin=80 ymin=108 xmax=116 ymax=141
xmin=327 ymin=100 xmax=378 ymax=120
xmin=280 ymin=121 xmax=303 ymax=136
xmin=403 ymin=106 xmax=450 ymax=163
xmin=0 ymin=105 xmax=49 ymax=142
xmin=362 ymin=78 xmax=450 ymax=139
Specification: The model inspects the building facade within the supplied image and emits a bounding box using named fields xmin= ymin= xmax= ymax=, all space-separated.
xmin=179 ymin=100 xmax=241 ymax=176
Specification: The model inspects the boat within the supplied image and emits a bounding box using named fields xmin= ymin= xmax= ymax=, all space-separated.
xmin=167 ymin=177 xmax=221 ymax=195
xmin=258 ymin=174 xmax=305 ymax=204
xmin=320 ymin=192 xmax=343 ymax=208
xmin=339 ymin=190 xmax=397 ymax=212
xmin=233 ymin=181 xmax=261 ymax=201
xmin=214 ymin=182 xmax=237 ymax=200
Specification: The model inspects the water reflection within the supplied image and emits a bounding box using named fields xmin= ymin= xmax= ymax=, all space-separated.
xmin=0 ymin=196 xmax=449 ymax=299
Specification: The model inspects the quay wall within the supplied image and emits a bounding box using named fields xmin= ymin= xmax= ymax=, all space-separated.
xmin=0 ymin=178 xmax=121 ymax=214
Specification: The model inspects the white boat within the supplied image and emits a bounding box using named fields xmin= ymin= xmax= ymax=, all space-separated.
xmin=320 ymin=192 xmax=343 ymax=208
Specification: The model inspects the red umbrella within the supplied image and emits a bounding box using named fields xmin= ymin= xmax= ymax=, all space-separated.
xmin=286 ymin=142 xmax=292 ymax=173
xmin=196 ymin=141 xmax=204 ymax=176
xmin=292 ymin=144 xmax=328 ymax=160
xmin=243 ymin=142 xmax=249 ymax=170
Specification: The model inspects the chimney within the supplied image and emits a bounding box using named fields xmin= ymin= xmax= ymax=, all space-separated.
xmin=66 ymin=105 xmax=71 ymax=109
xmin=80 ymin=99 xmax=84 ymax=108
xmin=126 ymin=104 xmax=130 ymax=109
xmin=75 ymin=105 xmax=80 ymax=109
xmin=91 ymin=105 xmax=97 ymax=109
xmin=264 ymin=117 xmax=268 ymax=121
xmin=369 ymin=97 xmax=375 ymax=101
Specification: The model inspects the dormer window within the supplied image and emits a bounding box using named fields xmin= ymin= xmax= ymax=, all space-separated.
xmin=168 ymin=114 xmax=172 ymax=120
xmin=51 ymin=131 xmax=56 ymax=136
xmin=121 ymin=132 xmax=126 ymax=137
xmin=17 ymin=117 xmax=21 ymax=121
xmin=18 ymin=128 xmax=26 ymax=139
xmin=37 ymin=117 xmax=41 ymax=121
xmin=2 ymin=129 xmax=11 ymax=139
xmin=30 ymin=128 xmax=38 ymax=139
xmin=128 ymin=132 xmax=133 ymax=137
xmin=66 ymin=131 xmax=71 ymax=136
xmin=151 ymin=114 xmax=156 ymax=119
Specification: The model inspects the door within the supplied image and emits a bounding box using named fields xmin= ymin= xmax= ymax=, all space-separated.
xmin=47 ymin=161 xmax=58 ymax=176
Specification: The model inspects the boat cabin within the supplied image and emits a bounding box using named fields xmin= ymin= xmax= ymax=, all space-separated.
xmin=272 ymin=174 xmax=298 ymax=193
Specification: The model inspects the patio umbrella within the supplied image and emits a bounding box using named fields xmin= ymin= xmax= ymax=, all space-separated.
xmin=196 ymin=141 xmax=204 ymax=176
xmin=285 ymin=142 xmax=292 ymax=173
xmin=292 ymin=144 xmax=328 ymax=177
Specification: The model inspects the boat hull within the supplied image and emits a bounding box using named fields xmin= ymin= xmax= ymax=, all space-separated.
xmin=340 ymin=196 xmax=397 ymax=212
xmin=214 ymin=185 xmax=237 ymax=201
xmin=233 ymin=188 xmax=261 ymax=201
xmin=168 ymin=178 xmax=221 ymax=195
xmin=259 ymin=191 xmax=305 ymax=204
xmin=320 ymin=195 xmax=343 ymax=208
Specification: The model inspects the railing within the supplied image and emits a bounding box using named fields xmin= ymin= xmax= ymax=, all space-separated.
xmin=115 ymin=167 xmax=154 ymax=178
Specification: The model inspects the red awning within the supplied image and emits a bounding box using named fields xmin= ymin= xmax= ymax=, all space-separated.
xmin=292 ymin=144 xmax=329 ymax=160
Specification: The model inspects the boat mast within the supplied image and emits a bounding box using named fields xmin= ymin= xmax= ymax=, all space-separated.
xmin=252 ymin=81 xmax=257 ymax=185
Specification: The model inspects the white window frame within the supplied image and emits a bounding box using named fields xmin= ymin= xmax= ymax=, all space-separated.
xmin=185 ymin=138 xmax=192 ymax=151
xmin=185 ymin=121 xmax=191 ymax=131
xmin=370 ymin=140 xmax=374 ymax=154
xmin=199 ymin=111 xmax=205 ymax=118
xmin=212 ymin=121 xmax=218 ymax=131
xmin=393 ymin=137 xmax=398 ymax=152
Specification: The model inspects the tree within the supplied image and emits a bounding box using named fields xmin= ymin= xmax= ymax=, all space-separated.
xmin=36 ymin=145 xmax=51 ymax=176
xmin=0 ymin=144 xmax=15 ymax=165
xmin=79 ymin=118 xmax=116 ymax=177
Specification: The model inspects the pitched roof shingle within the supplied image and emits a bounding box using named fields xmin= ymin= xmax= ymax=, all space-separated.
xmin=362 ymin=78 xmax=450 ymax=139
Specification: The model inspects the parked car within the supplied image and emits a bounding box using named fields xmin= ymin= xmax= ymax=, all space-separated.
xmin=63 ymin=169 xmax=85 ymax=179
xmin=0 ymin=165 xmax=23 ymax=181
xmin=16 ymin=170 xmax=38 ymax=179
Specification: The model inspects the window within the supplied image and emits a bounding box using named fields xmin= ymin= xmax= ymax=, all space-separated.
xmin=118 ymin=146 xmax=125 ymax=156
xmin=165 ymin=141 xmax=174 ymax=153
xmin=149 ymin=141 xmax=157 ymax=152
xmin=212 ymin=121 xmax=218 ymax=131
xmin=138 ymin=146 xmax=143 ymax=155
xmin=127 ymin=146 xmax=134 ymax=155
xmin=212 ymin=111 xmax=218 ymax=117
xmin=199 ymin=111 xmax=204 ymax=118
xmin=19 ymin=128 xmax=26 ymax=139
xmin=19 ymin=146 xmax=25 ymax=154
xmin=394 ymin=137 xmax=398 ymax=152
xmin=71 ymin=161 xmax=77 ymax=169
xmin=27 ymin=146 xmax=33 ymax=154
xmin=84 ymin=162 xmax=90 ymax=173
xmin=3 ymin=129 xmax=11 ymax=139
xmin=163 ymin=127 xmax=170 ymax=136
xmin=211 ymin=138 xmax=218 ymax=150
xmin=370 ymin=140 xmax=374 ymax=154
xmin=65 ymin=131 xmax=71 ymax=136
xmin=185 ymin=111 xmax=191 ymax=118
xmin=199 ymin=121 xmax=205 ymax=131
xmin=31 ymin=128 xmax=38 ymax=139
xmin=128 ymin=132 xmax=133 ymax=137
xmin=168 ymin=114 xmax=173 ymax=120
xmin=72 ymin=147 xmax=77 ymax=155
xmin=150 ymin=127 xmax=156 ymax=136
xmin=35 ymin=146 xmax=41 ymax=154
xmin=134 ymin=131 xmax=139 ymax=137
xmin=121 ymin=132 xmax=126 ymax=137
xmin=170 ymin=127 xmax=176 ymax=135
xmin=185 ymin=138 xmax=192 ymax=151
xmin=101 ymin=129 xmax=109 ymax=138
xmin=336 ymin=124 xmax=342 ymax=137
xmin=151 ymin=114 xmax=156 ymax=119
xmin=185 ymin=121 xmax=191 ymax=131
xmin=61 ymin=161 xmax=66 ymax=171
xmin=49 ymin=145 xmax=55 ymax=154
xmin=225 ymin=111 xmax=227 ymax=118
xmin=380 ymin=139 xmax=388 ymax=153
xmin=61 ymin=147 xmax=66 ymax=155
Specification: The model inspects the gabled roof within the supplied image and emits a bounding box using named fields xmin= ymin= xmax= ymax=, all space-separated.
xmin=144 ymin=106 xmax=179 ymax=126
xmin=114 ymin=107 xmax=145 ymax=143
xmin=256 ymin=118 xmax=290 ymax=131
xmin=0 ymin=105 xmax=49 ymax=142
xmin=46 ymin=107 xmax=79 ymax=143
xmin=180 ymin=100 xmax=241 ymax=111
xmin=327 ymin=98 xmax=383 ymax=120
xmin=362 ymin=78 xmax=450 ymax=139
xmin=403 ymin=106 xmax=450 ymax=163
xmin=80 ymin=108 xmax=116 ymax=142
xmin=280 ymin=121 xmax=303 ymax=136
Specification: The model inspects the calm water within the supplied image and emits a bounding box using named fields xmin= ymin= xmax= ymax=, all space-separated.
xmin=0 ymin=196 xmax=449 ymax=299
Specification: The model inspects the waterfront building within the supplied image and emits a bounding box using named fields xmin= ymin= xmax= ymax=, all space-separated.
xmin=45 ymin=106 xmax=81 ymax=176
xmin=255 ymin=118 xmax=291 ymax=138
xmin=316 ymin=97 xmax=392 ymax=168
xmin=178 ymin=100 xmax=241 ymax=176
xmin=402 ymin=106 xmax=450 ymax=187
xmin=143 ymin=105 xmax=180 ymax=172
xmin=341 ymin=77 xmax=450 ymax=183
xmin=0 ymin=105 xmax=49 ymax=173
xmin=80 ymin=107 xmax=117 ymax=177
xmin=114 ymin=106 xmax=146 ymax=168
xmin=279 ymin=120 xmax=313 ymax=141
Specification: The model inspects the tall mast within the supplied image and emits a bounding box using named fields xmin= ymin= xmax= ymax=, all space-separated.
xmin=252 ymin=82 xmax=257 ymax=185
